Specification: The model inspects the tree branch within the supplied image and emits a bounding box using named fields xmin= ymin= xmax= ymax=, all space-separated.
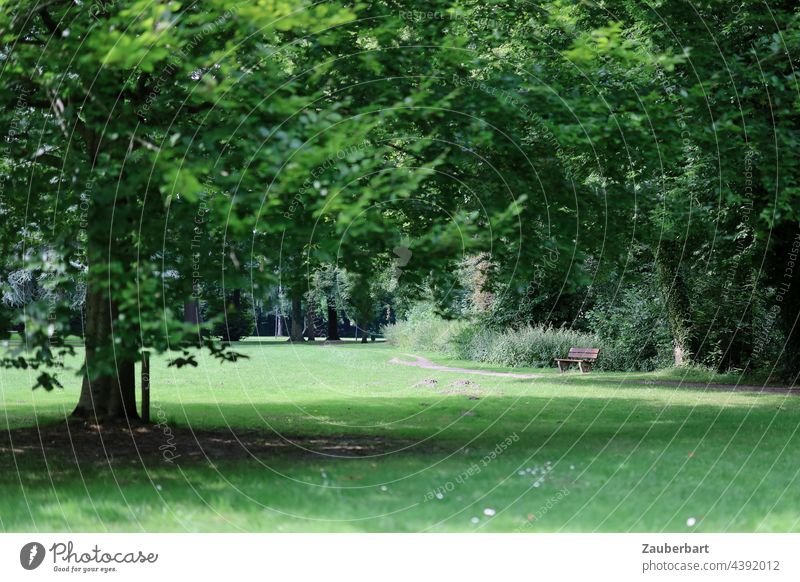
xmin=386 ymin=141 xmax=426 ymax=162
xmin=39 ymin=8 xmax=62 ymax=36
xmin=31 ymin=153 xmax=65 ymax=171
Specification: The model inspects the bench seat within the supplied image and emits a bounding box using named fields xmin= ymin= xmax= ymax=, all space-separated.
xmin=555 ymin=348 xmax=600 ymax=373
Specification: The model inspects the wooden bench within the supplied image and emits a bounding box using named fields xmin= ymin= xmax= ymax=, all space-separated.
xmin=555 ymin=347 xmax=600 ymax=373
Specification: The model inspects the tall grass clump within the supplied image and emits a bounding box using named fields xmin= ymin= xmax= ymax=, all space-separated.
xmin=384 ymin=307 xmax=623 ymax=369
xmin=384 ymin=306 xmax=672 ymax=371
xmin=382 ymin=303 xmax=467 ymax=356
xmin=454 ymin=324 xmax=603 ymax=368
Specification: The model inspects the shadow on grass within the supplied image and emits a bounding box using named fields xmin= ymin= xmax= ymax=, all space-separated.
xmin=2 ymin=393 xmax=800 ymax=532
xmin=3 ymin=390 xmax=794 ymax=471
xmin=0 ymin=418 xmax=432 ymax=469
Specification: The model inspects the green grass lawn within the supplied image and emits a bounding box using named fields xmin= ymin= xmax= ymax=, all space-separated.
xmin=1 ymin=340 xmax=799 ymax=532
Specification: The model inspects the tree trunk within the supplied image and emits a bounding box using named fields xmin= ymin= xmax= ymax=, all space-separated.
xmin=770 ymin=225 xmax=800 ymax=380
xmin=72 ymin=285 xmax=112 ymax=420
xmin=655 ymin=241 xmax=696 ymax=366
xmin=305 ymin=299 xmax=316 ymax=341
xmin=780 ymin=306 xmax=800 ymax=380
xmin=71 ymin=281 xmax=139 ymax=422
xmin=720 ymin=258 xmax=753 ymax=371
xmin=184 ymin=300 xmax=201 ymax=324
xmin=360 ymin=321 xmax=369 ymax=343
xmin=220 ymin=289 xmax=243 ymax=342
xmin=289 ymin=294 xmax=304 ymax=342
xmin=326 ymin=299 xmax=340 ymax=340
xmin=107 ymin=358 xmax=137 ymax=419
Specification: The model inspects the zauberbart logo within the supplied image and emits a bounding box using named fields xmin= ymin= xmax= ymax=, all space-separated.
xmin=20 ymin=542 xmax=46 ymax=570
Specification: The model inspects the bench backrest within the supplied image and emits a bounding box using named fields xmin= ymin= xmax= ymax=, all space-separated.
xmin=567 ymin=347 xmax=600 ymax=360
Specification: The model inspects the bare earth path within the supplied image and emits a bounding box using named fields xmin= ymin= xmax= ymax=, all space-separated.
xmin=389 ymin=354 xmax=798 ymax=395
xmin=616 ymin=379 xmax=798 ymax=395
xmin=388 ymin=354 xmax=544 ymax=379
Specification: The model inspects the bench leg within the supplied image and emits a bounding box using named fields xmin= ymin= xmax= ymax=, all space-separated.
xmin=579 ymin=362 xmax=592 ymax=373
xmin=557 ymin=361 xmax=564 ymax=373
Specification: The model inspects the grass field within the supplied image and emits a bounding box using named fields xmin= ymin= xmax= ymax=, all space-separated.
xmin=1 ymin=340 xmax=799 ymax=532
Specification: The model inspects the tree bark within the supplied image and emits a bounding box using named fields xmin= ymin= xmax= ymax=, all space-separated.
xmin=71 ymin=280 xmax=140 ymax=422
xmin=72 ymin=284 xmax=112 ymax=420
xmin=220 ymin=289 xmax=244 ymax=342
xmin=106 ymin=358 xmax=137 ymax=419
xmin=184 ymin=300 xmax=201 ymax=324
xmin=769 ymin=225 xmax=800 ymax=380
xmin=305 ymin=299 xmax=316 ymax=341
xmin=655 ymin=241 xmax=696 ymax=366
xmin=720 ymin=256 xmax=753 ymax=371
xmin=360 ymin=321 xmax=369 ymax=343
xmin=288 ymin=294 xmax=304 ymax=342
xmin=326 ymin=299 xmax=340 ymax=340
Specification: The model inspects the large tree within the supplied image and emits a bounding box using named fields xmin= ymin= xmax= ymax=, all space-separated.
xmin=0 ymin=0 xmax=364 ymax=420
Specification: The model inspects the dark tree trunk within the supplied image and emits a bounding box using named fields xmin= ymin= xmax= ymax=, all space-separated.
xmin=289 ymin=294 xmax=304 ymax=342
xmin=71 ymin=279 xmax=139 ymax=422
xmin=184 ymin=300 xmax=201 ymax=324
xmin=72 ymin=285 xmax=112 ymax=420
xmin=769 ymin=225 xmax=800 ymax=380
xmin=655 ymin=241 xmax=697 ymax=366
xmin=360 ymin=321 xmax=369 ymax=343
xmin=720 ymin=257 xmax=754 ymax=371
xmin=326 ymin=299 xmax=340 ymax=340
xmin=305 ymin=300 xmax=316 ymax=341
xmin=780 ymin=307 xmax=800 ymax=380
xmin=107 ymin=358 xmax=137 ymax=419
xmin=226 ymin=289 xmax=241 ymax=340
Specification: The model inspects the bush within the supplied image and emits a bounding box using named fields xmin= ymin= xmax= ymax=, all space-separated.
xmin=454 ymin=324 xmax=600 ymax=368
xmin=384 ymin=306 xmax=615 ymax=369
xmin=584 ymin=283 xmax=674 ymax=371
xmin=381 ymin=303 xmax=466 ymax=355
xmin=203 ymin=289 xmax=256 ymax=342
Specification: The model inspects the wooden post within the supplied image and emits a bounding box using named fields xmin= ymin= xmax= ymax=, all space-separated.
xmin=141 ymin=350 xmax=151 ymax=423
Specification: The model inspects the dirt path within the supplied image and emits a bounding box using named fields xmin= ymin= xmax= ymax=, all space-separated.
xmin=615 ymin=378 xmax=798 ymax=395
xmin=388 ymin=354 xmax=544 ymax=379
xmin=389 ymin=354 xmax=798 ymax=395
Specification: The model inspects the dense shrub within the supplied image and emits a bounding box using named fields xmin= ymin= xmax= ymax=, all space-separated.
xmin=385 ymin=296 xmax=692 ymax=371
xmin=203 ymin=289 xmax=256 ymax=342
xmin=689 ymin=269 xmax=785 ymax=372
xmin=383 ymin=305 xmax=627 ymax=369
xmin=584 ymin=283 xmax=674 ymax=371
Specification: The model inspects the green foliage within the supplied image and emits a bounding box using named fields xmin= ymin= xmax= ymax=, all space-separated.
xmin=204 ymin=290 xmax=256 ymax=343
xmin=388 ymin=296 xmax=694 ymax=372
xmin=584 ymin=283 xmax=674 ymax=372
xmin=384 ymin=304 xmax=618 ymax=369
xmin=382 ymin=303 xmax=467 ymax=355
xmin=454 ymin=324 xmax=603 ymax=369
